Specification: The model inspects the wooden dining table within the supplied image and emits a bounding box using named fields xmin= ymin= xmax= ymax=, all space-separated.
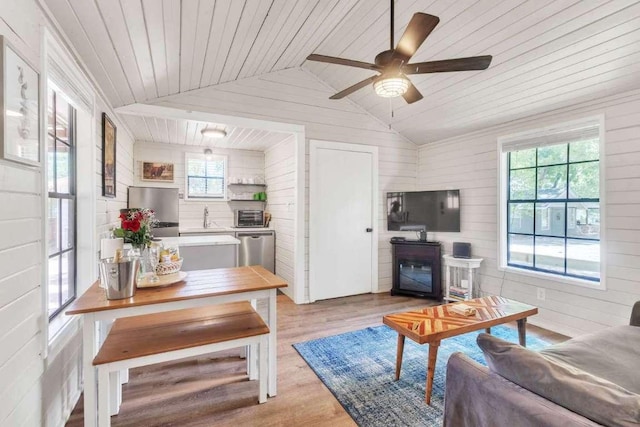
xmin=66 ymin=265 xmax=287 ymax=427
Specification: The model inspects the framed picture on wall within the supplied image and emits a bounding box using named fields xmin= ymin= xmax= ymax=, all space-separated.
xmin=102 ymin=113 xmax=116 ymax=197
xmin=0 ymin=36 xmax=40 ymax=166
xmin=142 ymin=162 xmax=174 ymax=182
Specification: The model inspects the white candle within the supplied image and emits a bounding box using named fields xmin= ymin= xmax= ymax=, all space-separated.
xmin=100 ymin=238 xmax=124 ymax=260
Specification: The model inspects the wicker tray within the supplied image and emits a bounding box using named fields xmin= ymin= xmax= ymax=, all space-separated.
xmin=156 ymin=258 xmax=183 ymax=275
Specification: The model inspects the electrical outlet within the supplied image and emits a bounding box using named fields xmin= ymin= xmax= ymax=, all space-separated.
xmin=536 ymin=288 xmax=546 ymax=301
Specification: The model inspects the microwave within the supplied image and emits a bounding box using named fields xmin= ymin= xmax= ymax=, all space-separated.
xmin=234 ymin=210 xmax=264 ymax=228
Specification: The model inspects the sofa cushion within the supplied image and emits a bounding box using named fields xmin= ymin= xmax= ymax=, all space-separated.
xmin=477 ymin=333 xmax=640 ymax=427
xmin=540 ymin=325 xmax=640 ymax=394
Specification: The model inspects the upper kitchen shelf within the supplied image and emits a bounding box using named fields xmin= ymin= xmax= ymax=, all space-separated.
xmin=228 ymin=183 xmax=266 ymax=187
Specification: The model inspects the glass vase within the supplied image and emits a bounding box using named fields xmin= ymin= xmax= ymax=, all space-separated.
xmin=139 ymin=247 xmax=160 ymax=285
xmin=127 ymin=244 xmax=142 ymax=258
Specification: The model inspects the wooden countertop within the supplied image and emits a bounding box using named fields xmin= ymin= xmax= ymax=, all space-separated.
xmin=66 ymin=265 xmax=287 ymax=315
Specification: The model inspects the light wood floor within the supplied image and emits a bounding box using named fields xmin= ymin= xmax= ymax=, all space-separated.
xmin=66 ymin=293 xmax=567 ymax=427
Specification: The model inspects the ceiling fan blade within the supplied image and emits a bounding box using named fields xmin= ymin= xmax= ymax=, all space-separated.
xmin=403 ymin=55 xmax=493 ymax=74
xmin=306 ymin=54 xmax=380 ymax=71
xmin=393 ymin=13 xmax=440 ymax=61
xmin=329 ymin=76 xmax=378 ymax=99
xmin=402 ymin=82 xmax=423 ymax=104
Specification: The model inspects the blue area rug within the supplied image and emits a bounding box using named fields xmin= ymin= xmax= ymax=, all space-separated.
xmin=293 ymin=325 xmax=549 ymax=427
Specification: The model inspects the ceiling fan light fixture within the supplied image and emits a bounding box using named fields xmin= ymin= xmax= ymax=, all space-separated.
xmin=373 ymin=74 xmax=410 ymax=98
xmin=201 ymin=127 xmax=227 ymax=139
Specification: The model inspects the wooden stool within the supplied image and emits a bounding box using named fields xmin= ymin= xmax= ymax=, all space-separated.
xmin=92 ymin=302 xmax=269 ymax=427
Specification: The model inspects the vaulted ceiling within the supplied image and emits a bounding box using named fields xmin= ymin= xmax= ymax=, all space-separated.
xmin=44 ymin=0 xmax=640 ymax=145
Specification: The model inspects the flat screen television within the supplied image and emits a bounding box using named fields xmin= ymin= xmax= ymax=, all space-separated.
xmin=386 ymin=190 xmax=461 ymax=232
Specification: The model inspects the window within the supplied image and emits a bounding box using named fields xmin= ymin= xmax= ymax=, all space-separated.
xmin=47 ymin=88 xmax=76 ymax=318
xmin=185 ymin=153 xmax=227 ymax=200
xmin=500 ymin=119 xmax=602 ymax=283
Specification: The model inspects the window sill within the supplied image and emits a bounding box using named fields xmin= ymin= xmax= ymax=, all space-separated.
xmin=498 ymin=265 xmax=605 ymax=291
xmin=183 ymin=197 xmax=228 ymax=202
xmin=46 ymin=313 xmax=80 ymax=364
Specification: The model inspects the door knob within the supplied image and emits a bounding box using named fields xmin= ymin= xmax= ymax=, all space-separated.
xmin=366 ymin=228 xmax=373 ymax=232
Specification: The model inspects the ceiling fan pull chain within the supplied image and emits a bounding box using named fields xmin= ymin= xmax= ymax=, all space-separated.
xmin=388 ymin=99 xmax=394 ymax=130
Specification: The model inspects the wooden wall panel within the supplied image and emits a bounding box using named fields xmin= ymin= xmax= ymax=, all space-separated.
xmin=418 ymin=90 xmax=640 ymax=337
xmin=265 ymin=135 xmax=296 ymax=298
xmin=0 ymin=50 xmax=44 ymax=423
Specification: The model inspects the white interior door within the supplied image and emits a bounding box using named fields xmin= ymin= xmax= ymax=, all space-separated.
xmin=310 ymin=141 xmax=378 ymax=301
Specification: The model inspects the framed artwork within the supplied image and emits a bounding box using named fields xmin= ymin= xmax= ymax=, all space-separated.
xmin=0 ymin=36 xmax=40 ymax=166
xmin=142 ymin=162 xmax=174 ymax=182
xmin=102 ymin=113 xmax=116 ymax=197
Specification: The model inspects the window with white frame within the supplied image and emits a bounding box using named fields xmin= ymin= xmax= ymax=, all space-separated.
xmin=47 ymin=87 xmax=77 ymax=318
xmin=185 ymin=153 xmax=227 ymax=199
xmin=500 ymin=119 xmax=602 ymax=283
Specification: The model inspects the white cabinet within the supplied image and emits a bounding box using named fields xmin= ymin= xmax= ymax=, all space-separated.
xmin=443 ymin=254 xmax=483 ymax=302
xmin=159 ymin=235 xmax=240 ymax=270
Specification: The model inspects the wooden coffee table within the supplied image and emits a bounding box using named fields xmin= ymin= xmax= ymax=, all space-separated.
xmin=383 ymin=296 xmax=538 ymax=404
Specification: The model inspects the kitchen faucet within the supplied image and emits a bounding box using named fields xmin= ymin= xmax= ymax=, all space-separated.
xmin=203 ymin=205 xmax=209 ymax=228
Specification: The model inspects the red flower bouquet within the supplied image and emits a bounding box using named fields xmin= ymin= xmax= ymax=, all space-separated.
xmin=113 ymin=208 xmax=158 ymax=248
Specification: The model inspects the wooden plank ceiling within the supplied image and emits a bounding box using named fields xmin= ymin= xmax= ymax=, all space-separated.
xmin=119 ymin=115 xmax=292 ymax=150
xmin=44 ymin=0 xmax=640 ymax=145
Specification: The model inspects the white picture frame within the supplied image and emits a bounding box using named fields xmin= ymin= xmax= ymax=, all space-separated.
xmin=0 ymin=36 xmax=40 ymax=166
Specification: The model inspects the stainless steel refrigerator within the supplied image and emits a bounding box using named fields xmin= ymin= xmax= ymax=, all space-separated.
xmin=128 ymin=186 xmax=179 ymax=237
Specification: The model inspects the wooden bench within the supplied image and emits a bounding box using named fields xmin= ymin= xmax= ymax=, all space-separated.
xmin=93 ymin=301 xmax=269 ymax=427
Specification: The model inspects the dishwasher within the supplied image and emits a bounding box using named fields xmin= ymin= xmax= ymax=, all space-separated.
xmin=236 ymin=231 xmax=275 ymax=273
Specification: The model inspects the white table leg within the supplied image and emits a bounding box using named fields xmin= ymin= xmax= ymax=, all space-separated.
xmin=83 ymin=315 xmax=97 ymax=427
xmin=259 ymin=334 xmax=268 ymax=404
xmin=98 ymin=319 xmax=123 ymax=414
xmin=98 ymin=367 xmax=110 ymax=427
xmin=247 ymin=298 xmax=257 ymax=378
xmin=268 ymin=289 xmax=277 ymax=397
xmin=120 ymin=369 xmax=129 ymax=384
xmin=248 ymin=342 xmax=258 ymax=380
xmin=109 ymin=371 xmax=121 ymax=416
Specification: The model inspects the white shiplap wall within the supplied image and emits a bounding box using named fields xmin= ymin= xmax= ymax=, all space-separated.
xmin=265 ymin=135 xmax=296 ymax=299
xmin=418 ymin=90 xmax=640 ymax=337
xmin=0 ymin=162 xmax=43 ymax=426
xmin=133 ymin=142 xmax=265 ymax=229
xmin=0 ymin=1 xmax=136 ymax=425
xmin=152 ymin=68 xmax=419 ymax=301
xmin=96 ymin=97 xmax=136 ymax=239
xmin=0 ymin=1 xmax=46 ymax=424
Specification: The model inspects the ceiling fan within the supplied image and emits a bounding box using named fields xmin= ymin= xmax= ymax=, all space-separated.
xmin=306 ymin=0 xmax=492 ymax=104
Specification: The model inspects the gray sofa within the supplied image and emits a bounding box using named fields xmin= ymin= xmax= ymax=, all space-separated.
xmin=443 ymin=301 xmax=640 ymax=427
